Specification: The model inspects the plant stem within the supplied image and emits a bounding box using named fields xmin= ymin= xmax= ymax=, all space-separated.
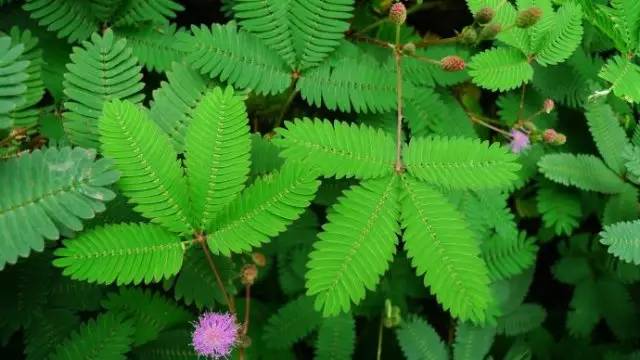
xmin=198 ymin=238 xmax=236 ymax=314
xmin=467 ymin=112 xmax=512 ymax=137
xmin=242 ymin=284 xmax=251 ymax=335
xmin=393 ymin=25 xmax=404 ymax=173
xmin=376 ymin=316 xmax=384 ymax=360
xmin=518 ymin=83 xmax=527 ymax=120
xmin=416 ymin=36 xmax=458 ymax=48
xmin=274 ymin=84 xmax=299 ymax=129
xmin=404 ymin=53 xmax=441 ymax=65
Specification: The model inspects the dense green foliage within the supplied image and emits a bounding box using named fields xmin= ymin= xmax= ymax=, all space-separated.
xmin=1 ymin=0 xmax=640 ymax=359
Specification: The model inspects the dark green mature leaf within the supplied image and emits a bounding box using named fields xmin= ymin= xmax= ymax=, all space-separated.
xmin=0 ymin=35 xmax=29 ymax=129
xmin=314 ymin=314 xmax=355 ymax=360
xmin=396 ymin=316 xmax=448 ymax=360
xmin=539 ymin=154 xmax=626 ymax=194
xmin=0 ymin=147 xmax=117 ymax=269
xmin=263 ymin=296 xmax=323 ymax=349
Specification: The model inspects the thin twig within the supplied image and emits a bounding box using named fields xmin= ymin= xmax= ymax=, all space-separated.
xmin=467 ymin=112 xmax=512 ymax=137
xmin=416 ymin=36 xmax=458 ymax=48
xmin=404 ymin=53 xmax=441 ymax=65
xmin=242 ymin=284 xmax=251 ymax=335
xmin=518 ymin=83 xmax=527 ymax=120
xmin=274 ymin=84 xmax=299 ymax=129
xmin=376 ymin=316 xmax=384 ymax=360
xmin=198 ymin=237 xmax=236 ymax=314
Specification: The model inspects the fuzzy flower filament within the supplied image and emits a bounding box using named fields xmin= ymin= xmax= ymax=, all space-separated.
xmin=510 ymin=129 xmax=530 ymax=153
xmin=192 ymin=312 xmax=239 ymax=359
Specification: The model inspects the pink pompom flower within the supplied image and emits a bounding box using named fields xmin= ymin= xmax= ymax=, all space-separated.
xmin=192 ymin=312 xmax=239 ymax=359
xmin=510 ymin=129 xmax=530 ymax=153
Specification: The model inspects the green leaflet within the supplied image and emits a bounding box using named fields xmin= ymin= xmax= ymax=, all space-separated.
xmin=101 ymin=288 xmax=192 ymax=346
xmin=403 ymin=136 xmax=520 ymax=190
xmin=314 ymin=314 xmax=355 ymax=360
xmin=149 ymin=62 xmax=211 ymax=152
xmin=49 ymin=312 xmax=134 ymax=360
xmin=54 ymin=223 xmax=185 ymax=285
xmin=585 ymin=101 xmax=629 ymax=174
xmin=23 ymin=0 xmax=98 ymax=43
xmin=468 ymin=47 xmax=533 ymax=91
xmin=453 ymin=322 xmax=496 ymax=360
xmin=0 ymin=147 xmax=118 ymax=269
xmin=185 ymin=87 xmax=251 ymax=229
xmin=115 ymin=23 xmax=188 ymax=73
xmin=275 ymin=117 xmax=396 ymax=179
xmin=0 ymin=35 xmax=29 ymax=129
xmin=306 ymin=175 xmax=400 ymax=316
xmin=401 ymin=176 xmax=491 ymax=323
xmin=396 ymin=316 xmax=448 ymax=360
xmin=262 ymin=295 xmax=323 ymax=349
xmin=233 ymin=0 xmax=296 ymax=68
xmin=99 ymin=99 xmax=193 ymax=233
xmin=599 ymin=56 xmax=640 ymax=103
xmin=538 ymin=153 xmax=626 ymax=194
xmin=177 ymin=22 xmax=291 ymax=95
xmin=63 ymin=29 xmax=144 ymax=149
xmin=207 ymin=162 xmax=320 ymax=255
xmin=497 ymin=303 xmax=547 ymax=336
xmin=600 ymin=220 xmax=640 ymax=265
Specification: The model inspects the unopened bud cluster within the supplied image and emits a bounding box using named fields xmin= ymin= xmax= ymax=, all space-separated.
xmin=516 ymin=7 xmax=543 ymax=28
xmin=389 ymin=2 xmax=406 ymax=25
xmin=457 ymin=7 xmax=501 ymax=45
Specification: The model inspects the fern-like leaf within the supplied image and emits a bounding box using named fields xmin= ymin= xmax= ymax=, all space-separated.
xmin=314 ymin=314 xmax=355 ymax=360
xmin=185 ymin=87 xmax=251 ymax=229
xmin=611 ymin=0 xmax=640 ymax=50
xmin=132 ymin=329 xmax=198 ymax=359
xmin=600 ymin=220 xmax=640 ymax=265
xmin=306 ymin=176 xmax=400 ymax=316
xmin=7 ymin=27 xmax=45 ymax=128
xmin=482 ymin=232 xmax=538 ymax=281
xmin=599 ymin=55 xmax=640 ymax=103
xmin=102 ymin=288 xmax=192 ymax=346
xmin=403 ymin=136 xmax=520 ymax=190
xmin=99 ymin=99 xmax=193 ymax=233
xmin=49 ymin=313 xmax=135 ymax=360
xmin=149 ymin=62 xmax=210 ymax=152
xmin=534 ymin=2 xmax=583 ymax=66
xmin=275 ymin=118 xmax=395 ymax=179
xmin=233 ymin=0 xmax=296 ymax=68
xmin=177 ymin=22 xmax=291 ymax=95
xmin=262 ymin=296 xmax=323 ymax=349
xmin=401 ymin=176 xmax=491 ymax=323
xmin=497 ymin=303 xmax=547 ymax=336
xmin=0 ymin=36 xmax=29 ymax=129
xmin=172 ymin=248 xmax=237 ymax=309
xmin=207 ymin=163 xmax=320 ymax=255
xmin=23 ymin=0 xmax=98 ymax=43
xmin=289 ymin=0 xmax=354 ymax=70
xmin=63 ymin=29 xmax=144 ymax=149
xmin=468 ymin=47 xmax=533 ymax=91
xmin=538 ymin=153 xmax=626 ymax=194
xmin=111 ymin=0 xmax=184 ymax=26
xmin=396 ymin=316 xmax=448 ymax=360
xmin=115 ymin=24 xmax=188 ymax=73
xmin=0 ymin=147 xmax=117 ymax=269
xmin=453 ymin=322 xmax=495 ymax=360
xmin=297 ymin=56 xmax=398 ymax=113
xmin=25 ymin=310 xmax=80 ymax=360
xmin=585 ymin=102 xmax=629 ymax=174
xmin=537 ymin=184 xmax=582 ymax=236
xmin=54 ymin=223 xmax=185 ymax=285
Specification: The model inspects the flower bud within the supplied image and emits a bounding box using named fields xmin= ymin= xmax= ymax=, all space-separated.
xmin=516 ymin=7 xmax=542 ymax=28
xmin=251 ymin=252 xmax=266 ymax=267
xmin=402 ymin=42 xmax=416 ymax=55
xmin=440 ymin=56 xmax=466 ymax=72
xmin=474 ymin=7 xmax=495 ymax=24
xmin=458 ymin=26 xmax=478 ymax=45
xmin=543 ymin=99 xmax=555 ymax=114
xmin=543 ymin=129 xmax=566 ymax=145
xmin=479 ymin=23 xmax=501 ymax=40
xmin=389 ymin=2 xmax=407 ymax=25
xmin=241 ymin=264 xmax=258 ymax=285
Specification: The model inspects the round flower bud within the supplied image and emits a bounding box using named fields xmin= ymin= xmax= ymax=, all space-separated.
xmin=543 ymin=99 xmax=555 ymax=114
xmin=251 ymin=252 xmax=266 ymax=267
xmin=554 ymin=133 xmax=567 ymax=145
xmin=479 ymin=23 xmax=501 ymax=40
xmin=402 ymin=42 xmax=416 ymax=55
xmin=516 ymin=7 xmax=542 ymax=28
xmin=241 ymin=264 xmax=258 ymax=285
xmin=459 ymin=26 xmax=478 ymax=44
xmin=474 ymin=7 xmax=495 ymax=24
xmin=440 ymin=56 xmax=466 ymax=72
xmin=543 ymin=129 xmax=558 ymax=143
xmin=389 ymin=2 xmax=407 ymax=25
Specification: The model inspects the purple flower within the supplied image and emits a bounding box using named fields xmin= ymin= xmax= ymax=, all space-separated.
xmin=510 ymin=129 xmax=530 ymax=153
xmin=192 ymin=312 xmax=238 ymax=359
